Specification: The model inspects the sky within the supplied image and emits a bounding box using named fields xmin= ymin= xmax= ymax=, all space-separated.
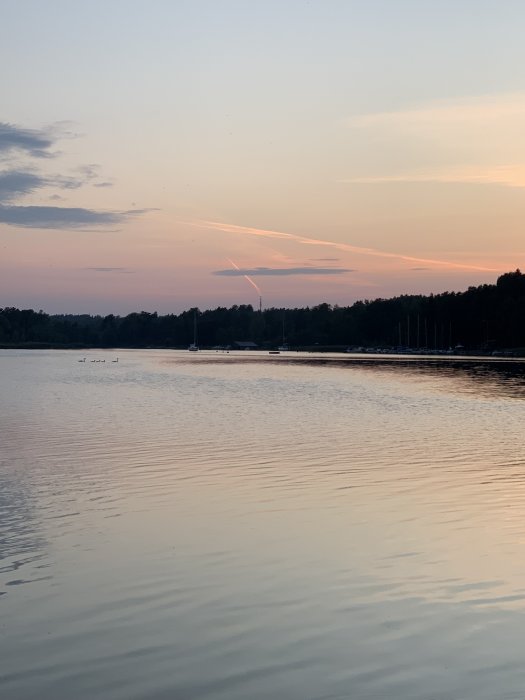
xmin=2 ymin=0 xmax=525 ymax=314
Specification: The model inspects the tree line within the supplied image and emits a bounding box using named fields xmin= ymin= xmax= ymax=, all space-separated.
xmin=1 ymin=270 xmax=525 ymax=351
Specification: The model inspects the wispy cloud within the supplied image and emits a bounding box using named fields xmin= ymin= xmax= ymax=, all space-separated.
xmin=339 ymin=166 xmax=525 ymax=189
xmin=0 ymin=205 xmax=145 ymax=229
xmin=74 ymin=164 xmax=113 ymax=187
xmin=192 ymin=219 xmax=499 ymax=272
xmin=0 ymin=171 xmax=47 ymax=201
xmin=0 ymin=121 xmax=152 ymax=230
xmin=348 ymin=95 xmax=525 ymax=129
xmin=0 ymin=168 xmax=90 ymax=202
xmin=214 ymin=266 xmax=353 ymax=277
xmin=344 ymin=94 xmax=525 ymax=190
xmin=0 ymin=122 xmax=54 ymax=158
xmin=75 ymin=164 xmax=99 ymax=179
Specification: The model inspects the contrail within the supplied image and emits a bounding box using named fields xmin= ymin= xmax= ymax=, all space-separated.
xmin=190 ymin=220 xmax=500 ymax=273
xmin=227 ymin=257 xmax=262 ymax=296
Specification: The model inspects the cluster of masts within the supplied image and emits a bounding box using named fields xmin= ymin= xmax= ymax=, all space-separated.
xmin=77 ymin=357 xmax=119 ymax=363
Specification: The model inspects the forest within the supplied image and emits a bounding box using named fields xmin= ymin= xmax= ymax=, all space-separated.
xmin=2 ymin=270 xmax=525 ymax=352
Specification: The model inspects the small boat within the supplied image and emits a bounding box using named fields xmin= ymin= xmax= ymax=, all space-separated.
xmin=269 ymin=350 xmax=280 ymax=355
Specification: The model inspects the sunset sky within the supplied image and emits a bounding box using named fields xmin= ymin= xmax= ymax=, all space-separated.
xmin=2 ymin=0 xmax=525 ymax=314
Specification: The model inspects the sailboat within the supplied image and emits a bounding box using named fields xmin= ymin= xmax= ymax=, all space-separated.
xmin=278 ymin=311 xmax=289 ymax=351
xmin=188 ymin=311 xmax=199 ymax=351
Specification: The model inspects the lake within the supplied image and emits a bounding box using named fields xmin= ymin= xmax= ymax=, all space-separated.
xmin=2 ymin=349 xmax=525 ymax=699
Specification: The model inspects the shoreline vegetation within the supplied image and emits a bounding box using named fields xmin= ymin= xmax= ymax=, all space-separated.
xmin=2 ymin=270 xmax=525 ymax=356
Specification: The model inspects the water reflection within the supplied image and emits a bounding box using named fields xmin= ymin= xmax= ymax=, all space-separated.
xmin=175 ymin=351 xmax=525 ymax=399
xmin=0 ymin=416 xmax=49 ymax=592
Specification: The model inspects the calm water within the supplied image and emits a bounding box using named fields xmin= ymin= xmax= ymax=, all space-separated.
xmin=2 ymin=350 xmax=525 ymax=699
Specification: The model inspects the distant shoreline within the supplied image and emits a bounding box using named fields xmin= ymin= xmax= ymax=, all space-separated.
xmin=3 ymin=270 xmax=525 ymax=353
xmin=2 ymin=343 xmax=524 ymax=358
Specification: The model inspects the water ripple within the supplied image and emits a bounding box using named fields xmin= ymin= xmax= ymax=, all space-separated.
xmin=2 ymin=350 xmax=525 ymax=699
